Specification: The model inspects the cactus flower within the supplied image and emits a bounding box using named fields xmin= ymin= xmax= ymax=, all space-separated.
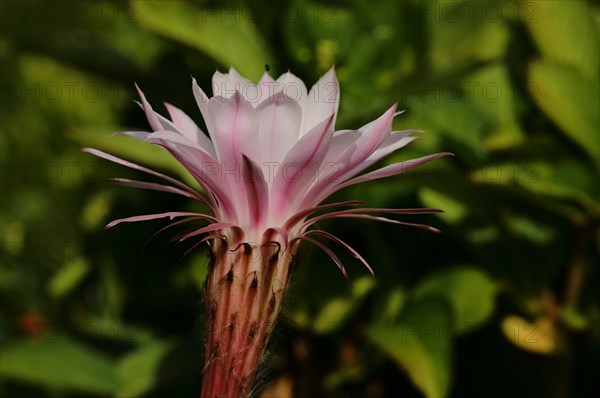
xmin=83 ymin=67 xmax=451 ymax=397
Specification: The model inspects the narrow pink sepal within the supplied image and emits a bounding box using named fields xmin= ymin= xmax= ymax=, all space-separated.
xmin=297 ymin=236 xmax=349 ymax=281
xmin=304 ymin=229 xmax=375 ymax=276
xmin=179 ymin=222 xmax=232 ymax=241
xmin=105 ymin=212 xmax=216 ymax=229
xmin=107 ymin=178 xmax=203 ymax=201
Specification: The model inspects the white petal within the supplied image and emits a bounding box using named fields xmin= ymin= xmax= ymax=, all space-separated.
xmin=271 ymin=71 xmax=307 ymax=112
xmin=303 ymin=67 xmax=339 ymax=136
xmin=213 ymin=92 xmax=258 ymax=157
xmin=258 ymin=71 xmax=275 ymax=103
xmin=256 ymin=91 xmax=302 ymax=167
xmin=228 ymin=67 xmax=262 ymax=106
xmin=211 ymin=70 xmax=236 ymax=98
xmin=192 ymin=78 xmax=212 ymax=131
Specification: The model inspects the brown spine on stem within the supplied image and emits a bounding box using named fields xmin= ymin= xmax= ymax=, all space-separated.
xmin=200 ymin=238 xmax=296 ymax=398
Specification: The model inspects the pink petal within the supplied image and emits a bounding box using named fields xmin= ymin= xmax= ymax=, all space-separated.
xmin=155 ymin=140 xmax=236 ymax=221
xmin=135 ymin=83 xmax=163 ymax=132
xmin=270 ymin=114 xmax=335 ymax=214
xmin=301 ymin=104 xmax=397 ymax=208
xmin=322 ymin=130 xmax=361 ymax=164
xmin=81 ymin=148 xmax=203 ymax=201
xmin=242 ymin=154 xmax=269 ymax=227
xmin=333 ymin=152 xmax=454 ymax=194
xmin=306 ymin=152 xmax=453 ymax=209
xmin=143 ymin=130 xmax=216 ymax=159
xmin=133 ymin=97 xmax=190 ymax=138
xmin=320 ymin=130 xmax=421 ymax=191
xmin=164 ymin=102 xmax=216 ymax=156
xmin=318 ymin=131 xmax=420 ymax=186
xmin=329 ymin=104 xmax=397 ymax=181
xmin=113 ymin=131 xmax=151 ymax=140
xmin=90 ymin=136 xmax=218 ymax=210
xmin=142 ymin=130 xmax=199 ymax=147
xmin=366 ymin=130 xmax=422 ymax=164
xmin=345 ymin=103 xmax=397 ymax=167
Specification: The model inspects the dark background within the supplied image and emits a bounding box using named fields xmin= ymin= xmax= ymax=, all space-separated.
xmin=1 ymin=0 xmax=599 ymax=397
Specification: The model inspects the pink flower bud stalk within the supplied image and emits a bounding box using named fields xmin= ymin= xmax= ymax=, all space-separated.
xmin=82 ymin=66 xmax=451 ymax=397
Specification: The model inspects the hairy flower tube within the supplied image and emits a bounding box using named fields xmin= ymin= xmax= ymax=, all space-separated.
xmin=83 ymin=67 xmax=451 ymax=397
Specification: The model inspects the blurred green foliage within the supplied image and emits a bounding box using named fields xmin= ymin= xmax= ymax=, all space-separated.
xmin=1 ymin=0 xmax=599 ymax=397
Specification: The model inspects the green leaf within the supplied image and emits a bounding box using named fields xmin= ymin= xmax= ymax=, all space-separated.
xmin=428 ymin=10 xmax=509 ymax=70
xmin=420 ymin=188 xmax=468 ymax=224
xmin=409 ymin=98 xmax=489 ymax=158
xmin=0 ymin=339 xmax=118 ymax=394
xmin=116 ymin=340 xmax=175 ymax=397
xmin=525 ymin=0 xmax=599 ymax=81
xmin=375 ymin=287 xmax=408 ymax=325
xmin=560 ymin=306 xmax=588 ymax=331
xmin=79 ymin=317 xmax=155 ymax=345
xmin=133 ymin=0 xmax=271 ymax=80
xmin=366 ymin=296 xmax=453 ymax=398
xmin=501 ymin=315 xmax=557 ymax=355
xmin=313 ymin=298 xmax=354 ymax=334
xmin=504 ymin=213 xmax=555 ymax=245
xmin=47 ymin=258 xmax=90 ymax=298
xmin=462 ymin=65 xmax=525 ymax=150
xmin=313 ymin=276 xmax=375 ymax=334
xmin=470 ymin=160 xmax=599 ymax=212
xmin=529 ymin=60 xmax=600 ymax=166
xmin=414 ymin=267 xmax=499 ymax=333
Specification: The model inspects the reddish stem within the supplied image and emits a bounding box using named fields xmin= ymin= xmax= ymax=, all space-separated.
xmin=200 ymin=240 xmax=295 ymax=398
